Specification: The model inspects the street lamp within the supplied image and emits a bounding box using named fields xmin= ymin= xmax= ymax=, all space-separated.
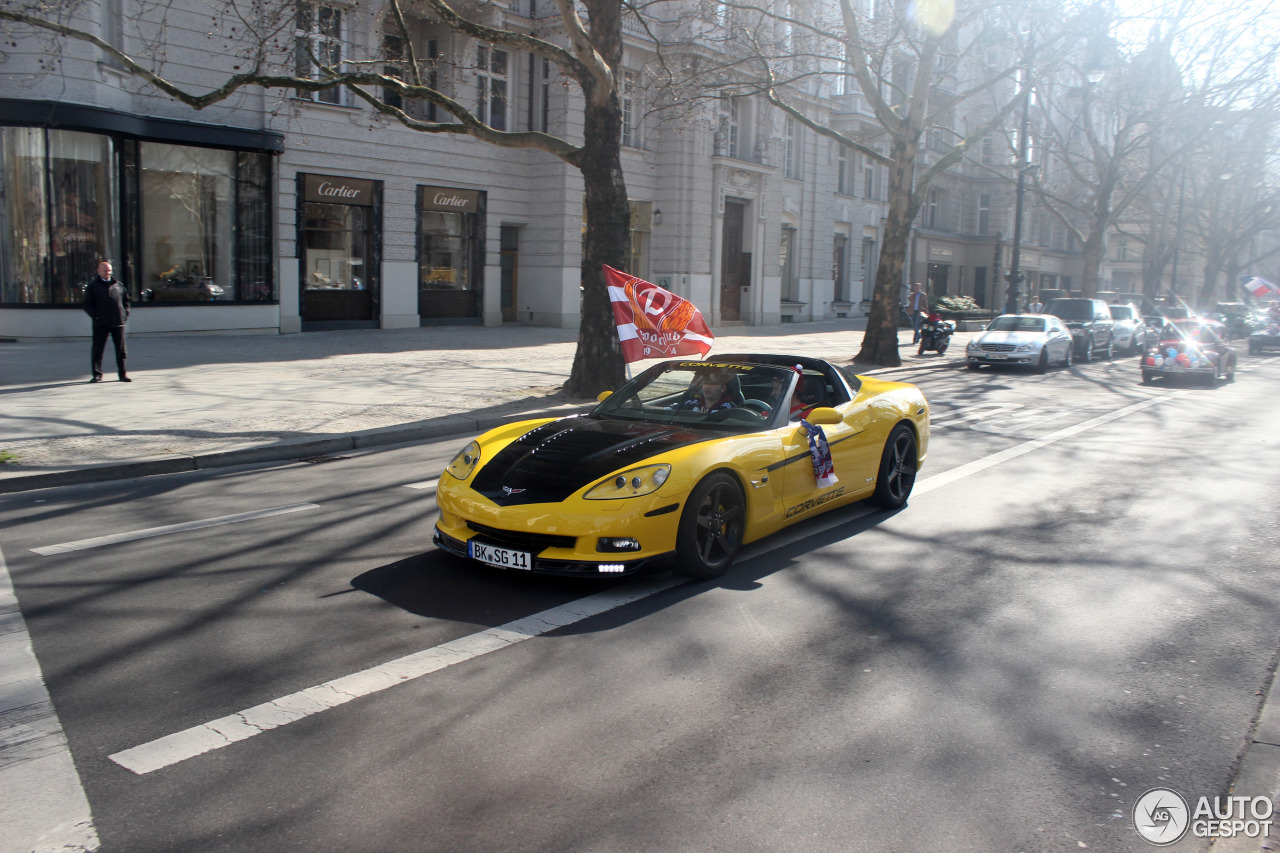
xmin=1004 ymin=61 xmax=1033 ymax=316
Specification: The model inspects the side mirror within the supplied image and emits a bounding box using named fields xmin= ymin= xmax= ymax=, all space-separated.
xmin=596 ymin=391 xmax=612 ymax=403
xmin=805 ymin=407 xmax=842 ymax=426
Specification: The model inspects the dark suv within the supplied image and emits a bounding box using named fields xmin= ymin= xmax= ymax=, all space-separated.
xmin=1045 ymin=298 xmax=1115 ymax=362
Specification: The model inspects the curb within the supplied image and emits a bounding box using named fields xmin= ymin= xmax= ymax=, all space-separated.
xmin=0 ymin=405 xmax=588 ymax=495
xmin=0 ymin=358 xmax=965 ymax=496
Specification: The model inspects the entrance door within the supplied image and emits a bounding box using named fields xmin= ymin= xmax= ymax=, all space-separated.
xmin=500 ymin=225 xmax=518 ymax=323
xmin=720 ymin=200 xmax=745 ymax=321
xmin=927 ymin=262 xmax=949 ymax=298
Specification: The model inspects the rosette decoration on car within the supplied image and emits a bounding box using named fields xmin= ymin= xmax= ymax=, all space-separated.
xmin=1144 ymin=342 xmax=1217 ymax=371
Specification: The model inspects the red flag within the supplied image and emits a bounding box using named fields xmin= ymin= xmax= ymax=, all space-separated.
xmin=604 ymin=265 xmax=715 ymax=364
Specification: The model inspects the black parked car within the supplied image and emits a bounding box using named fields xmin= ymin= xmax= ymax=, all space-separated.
xmin=1045 ymin=297 xmax=1115 ymax=362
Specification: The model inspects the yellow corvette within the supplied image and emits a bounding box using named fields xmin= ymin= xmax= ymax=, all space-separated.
xmin=433 ymin=355 xmax=929 ymax=579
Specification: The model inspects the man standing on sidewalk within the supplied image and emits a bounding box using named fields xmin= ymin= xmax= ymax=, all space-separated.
xmin=908 ymin=282 xmax=928 ymax=343
xmin=83 ymin=259 xmax=131 ymax=383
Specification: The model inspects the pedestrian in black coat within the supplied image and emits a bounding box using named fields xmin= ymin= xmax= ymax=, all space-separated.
xmin=83 ymin=259 xmax=131 ymax=382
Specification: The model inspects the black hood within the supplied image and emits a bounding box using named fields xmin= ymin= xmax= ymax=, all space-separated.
xmin=471 ymin=416 xmax=717 ymax=506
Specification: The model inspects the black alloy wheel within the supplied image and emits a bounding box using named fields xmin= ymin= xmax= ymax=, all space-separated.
xmin=676 ymin=472 xmax=745 ymax=579
xmin=871 ymin=424 xmax=918 ymax=509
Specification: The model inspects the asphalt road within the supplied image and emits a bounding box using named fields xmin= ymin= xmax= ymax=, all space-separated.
xmin=4 ymin=353 xmax=1280 ymax=852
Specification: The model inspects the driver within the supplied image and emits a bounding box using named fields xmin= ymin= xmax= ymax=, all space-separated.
xmin=673 ymin=369 xmax=737 ymax=413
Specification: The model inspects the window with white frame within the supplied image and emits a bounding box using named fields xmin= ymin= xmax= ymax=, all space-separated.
xmin=981 ymin=136 xmax=994 ymax=165
xmin=620 ymin=69 xmax=640 ymax=148
xmin=476 ymin=44 xmax=508 ymax=131
xmin=527 ymin=55 xmax=551 ymax=132
xmin=1115 ymin=237 xmax=1128 ymax=260
xmin=978 ymin=194 xmax=990 ymax=235
xmin=101 ymin=0 xmax=123 ymax=67
xmin=718 ymin=94 xmax=739 ymax=158
xmin=863 ymin=156 xmax=875 ymax=199
xmin=784 ymin=117 xmax=799 ymax=179
xmin=926 ymin=187 xmax=941 ymax=229
xmin=780 ymin=224 xmax=798 ymax=300
xmin=295 ymin=4 xmax=344 ymax=105
xmin=837 ymin=145 xmax=848 ymax=194
xmin=382 ymin=34 xmax=405 ymax=111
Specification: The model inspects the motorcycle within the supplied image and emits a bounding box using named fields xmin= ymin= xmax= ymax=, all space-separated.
xmin=917 ymin=312 xmax=955 ymax=355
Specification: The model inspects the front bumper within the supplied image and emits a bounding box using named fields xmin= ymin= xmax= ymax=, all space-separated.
xmin=966 ymin=346 xmax=1039 ymax=365
xmin=433 ymin=525 xmax=669 ymax=577
xmin=434 ymin=476 xmax=683 ymax=578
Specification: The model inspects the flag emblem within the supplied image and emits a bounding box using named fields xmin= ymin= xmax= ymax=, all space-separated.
xmin=799 ymin=419 xmax=839 ymax=488
xmin=604 ymin=265 xmax=715 ymax=364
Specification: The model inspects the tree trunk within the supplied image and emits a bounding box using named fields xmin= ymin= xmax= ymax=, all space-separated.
xmin=855 ymin=137 xmax=920 ymax=366
xmin=563 ymin=2 xmax=629 ymax=397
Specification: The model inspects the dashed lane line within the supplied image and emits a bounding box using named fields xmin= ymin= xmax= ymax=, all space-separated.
xmin=30 ymin=504 xmax=321 ymax=556
xmin=403 ymin=478 xmax=439 ymax=491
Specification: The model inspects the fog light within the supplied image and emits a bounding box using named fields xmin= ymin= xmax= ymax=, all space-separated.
xmin=597 ymin=564 xmax=626 ymax=573
xmin=597 ymin=537 xmax=641 ymax=553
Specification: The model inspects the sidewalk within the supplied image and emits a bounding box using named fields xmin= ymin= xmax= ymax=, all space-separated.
xmin=0 ymin=319 xmax=978 ymax=493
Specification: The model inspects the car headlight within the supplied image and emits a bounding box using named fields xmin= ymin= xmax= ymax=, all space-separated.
xmin=584 ymin=464 xmax=671 ymax=500
xmin=1016 ymin=343 xmax=1035 ymax=352
xmin=445 ymin=440 xmax=481 ymax=480
xmin=967 ymin=340 xmax=981 ymax=350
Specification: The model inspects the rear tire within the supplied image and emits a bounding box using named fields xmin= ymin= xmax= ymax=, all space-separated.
xmin=1062 ymin=345 xmax=1073 ymax=369
xmin=870 ymin=424 xmax=918 ymax=510
xmin=676 ymin=472 xmax=744 ymax=579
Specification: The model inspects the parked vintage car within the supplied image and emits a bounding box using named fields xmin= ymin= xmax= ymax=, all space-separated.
xmin=965 ymin=314 xmax=1074 ymax=372
xmin=1142 ymin=319 xmax=1237 ymax=386
xmin=433 ymin=355 xmax=929 ymax=580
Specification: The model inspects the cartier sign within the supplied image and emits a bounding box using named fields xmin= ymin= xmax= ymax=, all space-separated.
xmin=304 ymin=174 xmax=375 ymax=206
xmin=420 ymin=186 xmax=480 ymax=214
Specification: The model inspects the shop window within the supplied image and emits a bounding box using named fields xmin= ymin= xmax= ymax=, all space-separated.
xmin=0 ymin=129 xmax=116 ymax=305
xmin=140 ymin=143 xmax=234 ymax=302
xmin=418 ymin=185 xmax=482 ymax=320
xmin=0 ymin=128 xmax=273 ymax=306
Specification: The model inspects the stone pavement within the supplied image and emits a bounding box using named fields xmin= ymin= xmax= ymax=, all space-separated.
xmin=0 ymin=319 xmax=979 ymax=493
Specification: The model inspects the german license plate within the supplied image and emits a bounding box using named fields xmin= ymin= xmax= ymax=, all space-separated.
xmin=468 ymin=540 xmax=532 ymax=570
xmin=987 ymin=352 xmax=1006 ymax=359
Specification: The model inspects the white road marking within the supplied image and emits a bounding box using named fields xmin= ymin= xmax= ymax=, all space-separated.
xmin=0 ymin=546 xmax=100 ymax=853
xmin=104 ymin=393 xmax=1174 ymax=776
xmin=403 ymin=478 xmax=439 ymax=491
xmin=109 ymin=577 xmax=682 ymax=775
xmin=913 ymin=396 xmax=1169 ymax=496
xmin=30 ymin=504 xmax=320 ymax=556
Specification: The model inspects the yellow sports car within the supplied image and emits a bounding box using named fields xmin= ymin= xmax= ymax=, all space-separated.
xmin=433 ymin=355 xmax=929 ymax=579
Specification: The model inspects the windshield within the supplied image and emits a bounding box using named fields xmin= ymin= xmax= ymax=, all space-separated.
xmin=987 ymin=316 xmax=1045 ymax=333
xmin=1163 ymin=321 xmax=1221 ymax=343
xmin=1108 ymin=305 xmax=1135 ymax=320
xmin=1046 ymin=300 xmax=1093 ymax=321
xmin=592 ymin=362 xmax=798 ymax=430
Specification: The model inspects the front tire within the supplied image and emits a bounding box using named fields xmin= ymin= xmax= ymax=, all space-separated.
xmin=1081 ymin=337 xmax=1094 ymax=363
xmin=1102 ymin=335 xmax=1114 ymax=360
xmin=1036 ymin=349 xmax=1049 ymax=373
xmin=871 ymin=424 xmax=918 ymax=509
xmin=676 ymin=472 xmax=744 ymax=579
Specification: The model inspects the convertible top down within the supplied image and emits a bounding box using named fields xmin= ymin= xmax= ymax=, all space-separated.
xmin=433 ymin=355 xmax=930 ymax=579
